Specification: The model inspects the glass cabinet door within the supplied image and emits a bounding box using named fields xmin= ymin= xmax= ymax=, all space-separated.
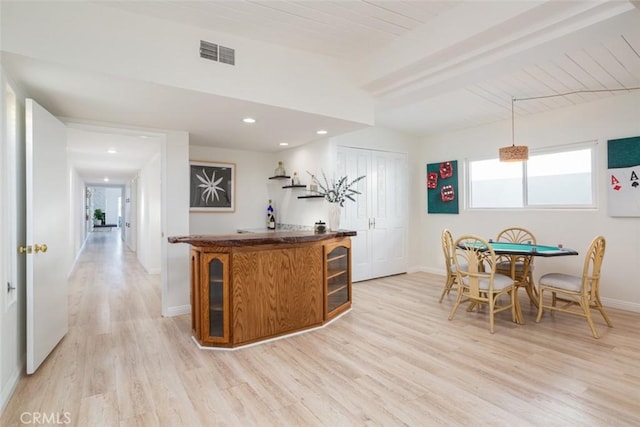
xmin=325 ymin=240 xmax=352 ymax=318
xmin=202 ymin=253 xmax=229 ymax=343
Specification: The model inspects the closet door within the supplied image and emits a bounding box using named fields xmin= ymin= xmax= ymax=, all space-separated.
xmin=370 ymin=151 xmax=408 ymax=279
xmin=337 ymin=147 xmax=408 ymax=282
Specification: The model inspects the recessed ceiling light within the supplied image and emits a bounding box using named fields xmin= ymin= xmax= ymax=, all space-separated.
xmin=316 ymin=129 xmax=328 ymax=135
xmin=242 ymin=117 xmax=256 ymax=124
xmin=107 ymin=148 xmax=117 ymax=154
xmin=279 ymin=142 xmax=289 ymax=146
xmin=139 ymin=135 xmax=148 ymax=139
xmin=103 ymin=177 xmax=110 ymax=182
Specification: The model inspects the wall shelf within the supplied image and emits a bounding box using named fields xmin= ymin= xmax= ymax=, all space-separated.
xmin=298 ymin=195 xmax=325 ymax=199
xmin=282 ymin=185 xmax=306 ymax=189
xmin=269 ymin=175 xmax=291 ymax=180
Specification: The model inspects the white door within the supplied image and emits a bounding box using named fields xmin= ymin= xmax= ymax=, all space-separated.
xmin=25 ymin=99 xmax=69 ymax=374
xmin=370 ymin=151 xmax=408 ymax=278
xmin=338 ymin=147 xmax=408 ymax=282
xmin=337 ymin=147 xmax=372 ymax=281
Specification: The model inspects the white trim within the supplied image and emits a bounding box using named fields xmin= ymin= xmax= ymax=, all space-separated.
xmin=191 ymin=309 xmax=352 ymax=351
xmin=165 ymin=304 xmax=190 ymax=317
xmin=68 ymin=235 xmax=88 ymax=278
xmin=601 ymin=298 xmax=640 ymax=313
xmin=410 ymin=269 xmax=640 ymax=313
xmin=412 ymin=266 xmax=446 ymax=276
xmin=0 ymin=361 xmax=23 ymax=415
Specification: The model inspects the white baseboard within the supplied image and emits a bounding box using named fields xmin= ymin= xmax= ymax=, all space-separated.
xmin=0 ymin=362 xmax=23 ymax=417
xmin=191 ymin=309 xmax=352 ymax=351
xmin=164 ymin=304 xmax=190 ymax=317
xmin=409 ymin=265 xmax=445 ymax=276
xmin=406 ymin=268 xmax=640 ymax=313
xmin=601 ymin=298 xmax=640 ymax=313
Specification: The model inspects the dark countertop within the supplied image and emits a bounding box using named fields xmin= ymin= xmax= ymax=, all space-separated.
xmin=168 ymin=230 xmax=356 ymax=247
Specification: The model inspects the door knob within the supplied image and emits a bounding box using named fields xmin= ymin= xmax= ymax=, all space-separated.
xmin=19 ymin=245 xmax=32 ymax=254
xmin=34 ymin=244 xmax=48 ymax=253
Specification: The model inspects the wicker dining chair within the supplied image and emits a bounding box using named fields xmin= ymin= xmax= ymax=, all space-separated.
xmin=536 ymin=236 xmax=612 ymax=338
xmin=496 ymin=226 xmax=537 ymax=305
xmin=439 ymin=229 xmax=459 ymax=303
xmin=448 ymin=235 xmax=517 ymax=333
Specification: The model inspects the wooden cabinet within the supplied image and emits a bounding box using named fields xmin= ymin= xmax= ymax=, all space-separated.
xmin=324 ymin=238 xmax=352 ymax=319
xmin=191 ymin=250 xmax=229 ymax=344
xmin=183 ymin=233 xmax=354 ymax=348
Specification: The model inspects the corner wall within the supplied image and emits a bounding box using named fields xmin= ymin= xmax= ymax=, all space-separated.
xmin=137 ymin=153 xmax=161 ymax=274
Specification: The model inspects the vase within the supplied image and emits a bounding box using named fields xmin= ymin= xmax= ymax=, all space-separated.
xmin=328 ymin=203 xmax=341 ymax=231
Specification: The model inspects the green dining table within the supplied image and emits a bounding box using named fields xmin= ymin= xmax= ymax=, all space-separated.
xmin=459 ymin=241 xmax=579 ymax=323
xmin=486 ymin=241 xmax=578 ymax=257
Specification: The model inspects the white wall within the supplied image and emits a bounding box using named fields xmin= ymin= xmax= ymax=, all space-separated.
xmin=161 ymin=131 xmax=190 ymax=317
xmin=68 ymin=168 xmax=87 ymax=268
xmin=124 ymin=179 xmax=137 ymax=251
xmin=417 ymin=91 xmax=640 ymax=311
xmin=137 ymin=153 xmax=161 ymax=274
xmin=189 ymin=145 xmax=275 ymax=233
xmin=188 ymin=127 xmax=419 ymax=234
xmin=0 ymin=66 xmax=26 ymax=415
xmin=266 ymin=138 xmax=333 ymax=229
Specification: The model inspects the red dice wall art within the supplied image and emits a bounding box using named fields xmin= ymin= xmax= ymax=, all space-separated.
xmin=441 ymin=184 xmax=455 ymax=202
xmin=427 ymin=172 xmax=438 ymax=189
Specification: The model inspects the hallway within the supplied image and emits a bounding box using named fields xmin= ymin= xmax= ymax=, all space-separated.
xmin=0 ymin=230 xmax=199 ymax=426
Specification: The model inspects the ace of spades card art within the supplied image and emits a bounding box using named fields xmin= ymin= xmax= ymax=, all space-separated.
xmin=608 ymin=136 xmax=640 ymax=217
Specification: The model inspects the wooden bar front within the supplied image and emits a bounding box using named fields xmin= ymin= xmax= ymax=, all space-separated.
xmin=169 ymin=231 xmax=355 ymax=348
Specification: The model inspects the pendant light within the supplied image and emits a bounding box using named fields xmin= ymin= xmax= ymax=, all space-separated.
xmin=499 ymin=97 xmax=528 ymax=162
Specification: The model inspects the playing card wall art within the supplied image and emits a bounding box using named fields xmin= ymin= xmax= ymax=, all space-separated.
xmin=607 ymin=136 xmax=640 ymax=217
xmin=189 ymin=161 xmax=236 ymax=212
xmin=427 ymin=160 xmax=459 ymax=214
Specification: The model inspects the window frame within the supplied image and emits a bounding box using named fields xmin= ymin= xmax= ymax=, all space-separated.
xmin=466 ymin=141 xmax=598 ymax=210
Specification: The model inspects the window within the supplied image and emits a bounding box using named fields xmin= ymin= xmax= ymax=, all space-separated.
xmin=468 ymin=143 xmax=595 ymax=209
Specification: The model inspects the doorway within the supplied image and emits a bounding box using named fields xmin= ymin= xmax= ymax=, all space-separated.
xmin=66 ymin=123 xmax=164 ymax=280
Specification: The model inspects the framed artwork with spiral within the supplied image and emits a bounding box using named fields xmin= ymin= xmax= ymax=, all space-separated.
xmin=189 ymin=160 xmax=236 ymax=212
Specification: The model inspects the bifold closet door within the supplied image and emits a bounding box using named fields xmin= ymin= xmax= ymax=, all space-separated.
xmin=337 ymin=147 xmax=408 ymax=282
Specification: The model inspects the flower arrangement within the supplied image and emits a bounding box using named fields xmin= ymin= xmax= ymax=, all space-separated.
xmin=307 ymin=170 xmax=366 ymax=207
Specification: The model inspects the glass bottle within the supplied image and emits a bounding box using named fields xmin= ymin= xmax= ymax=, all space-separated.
xmin=292 ymin=172 xmax=300 ymax=186
xmin=274 ymin=161 xmax=286 ymax=176
xmin=267 ymin=200 xmax=276 ymax=230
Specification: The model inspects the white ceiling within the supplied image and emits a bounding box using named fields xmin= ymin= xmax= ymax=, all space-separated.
xmin=4 ymin=1 xmax=640 ymax=185
xmin=66 ymin=126 xmax=163 ymax=185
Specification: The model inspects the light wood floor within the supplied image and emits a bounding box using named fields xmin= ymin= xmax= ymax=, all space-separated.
xmin=2 ymin=231 xmax=640 ymax=426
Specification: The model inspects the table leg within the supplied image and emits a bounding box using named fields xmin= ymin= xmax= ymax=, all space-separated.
xmin=513 ymin=288 xmax=524 ymax=324
xmin=524 ymin=277 xmax=540 ymax=308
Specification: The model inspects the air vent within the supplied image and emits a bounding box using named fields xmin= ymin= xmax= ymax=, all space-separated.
xmin=199 ymin=40 xmax=235 ymax=66
xmin=219 ymin=45 xmax=235 ymax=65
xmin=199 ymin=40 xmax=218 ymax=61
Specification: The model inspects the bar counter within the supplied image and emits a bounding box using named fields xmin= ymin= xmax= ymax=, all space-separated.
xmin=169 ymin=230 xmax=355 ymax=349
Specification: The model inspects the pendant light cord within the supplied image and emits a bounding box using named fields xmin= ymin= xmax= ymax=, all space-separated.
xmin=510 ymin=86 xmax=640 ymax=146
xmin=511 ymin=97 xmax=515 ymax=147
xmin=513 ymin=86 xmax=640 ymax=102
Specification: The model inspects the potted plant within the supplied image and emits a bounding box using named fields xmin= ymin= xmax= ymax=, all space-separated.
xmin=93 ymin=208 xmax=105 ymax=226
xmin=307 ymin=170 xmax=366 ymax=231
